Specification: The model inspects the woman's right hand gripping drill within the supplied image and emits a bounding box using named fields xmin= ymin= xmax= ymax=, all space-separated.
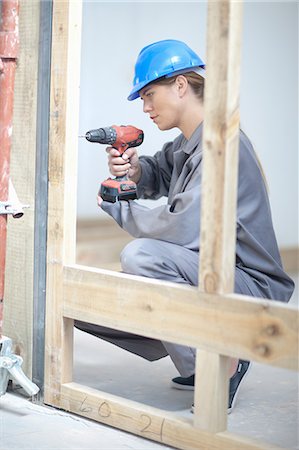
xmin=97 ymin=146 xmax=141 ymax=207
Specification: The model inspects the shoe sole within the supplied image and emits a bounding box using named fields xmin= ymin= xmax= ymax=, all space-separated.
xmin=171 ymin=381 xmax=195 ymax=391
xmin=191 ymin=403 xmax=234 ymax=415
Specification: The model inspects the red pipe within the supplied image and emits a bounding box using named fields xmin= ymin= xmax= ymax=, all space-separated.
xmin=0 ymin=0 xmax=20 ymax=337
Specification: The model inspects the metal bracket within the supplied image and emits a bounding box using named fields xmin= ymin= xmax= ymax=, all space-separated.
xmin=0 ymin=180 xmax=30 ymax=218
xmin=0 ymin=200 xmax=29 ymax=218
xmin=0 ymin=336 xmax=39 ymax=396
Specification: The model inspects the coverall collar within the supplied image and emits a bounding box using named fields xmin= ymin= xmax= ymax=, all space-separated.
xmin=181 ymin=121 xmax=204 ymax=155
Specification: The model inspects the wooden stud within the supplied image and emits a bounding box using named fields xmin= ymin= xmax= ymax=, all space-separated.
xmin=44 ymin=0 xmax=82 ymax=406
xmin=194 ymin=352 xmax=230 ymax=432
xmin=3 ymin=0 xmax=40 ymax=377
xmin=200 ymin=0 xmax=243 ymax=294
xmin=195 ymin=0 xmax=244 ymax=432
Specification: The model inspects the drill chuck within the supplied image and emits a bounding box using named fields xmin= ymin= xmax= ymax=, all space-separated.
xmin=85 ymin=127 xmax=117 ymax=144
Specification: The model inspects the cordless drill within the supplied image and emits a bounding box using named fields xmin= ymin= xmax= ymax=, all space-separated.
xmin=80 ymin=125 xmax=144 ymax=203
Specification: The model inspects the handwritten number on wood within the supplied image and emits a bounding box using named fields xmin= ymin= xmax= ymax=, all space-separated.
xmin=79 ymin=396 xmax=92 ymax=413
xmin=140 ymin=414 xmax=152 ymax=433
xmin=78 ymin=398 xmax=165 ymax=442
xmin=98 ymin=401 xmax=111 ymax=418
xmin=140 ymin=414 xmax=165 ymax=441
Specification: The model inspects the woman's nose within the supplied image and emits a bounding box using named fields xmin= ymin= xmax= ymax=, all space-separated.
xmin=143 ymin=100 xmax=152 ymax=114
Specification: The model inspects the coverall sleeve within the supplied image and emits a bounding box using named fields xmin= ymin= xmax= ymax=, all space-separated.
xmin=101 ymin=155 xmax=201 ymax=251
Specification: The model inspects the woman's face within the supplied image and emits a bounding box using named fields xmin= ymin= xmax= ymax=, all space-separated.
xmin=139 ymin=80 xmax=183 ymax=131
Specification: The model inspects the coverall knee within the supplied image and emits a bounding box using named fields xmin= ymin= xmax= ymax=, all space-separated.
xmin=120 ymin=237 xmax=260 ymax=377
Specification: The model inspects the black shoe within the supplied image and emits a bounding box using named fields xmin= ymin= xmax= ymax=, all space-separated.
xmin=228 ymin=359 xmax=250 ymax=413
xmin=171 ymin=374 xmax=195 ymax=391
xmin=187 ymin=360 xmax=251 ymax=413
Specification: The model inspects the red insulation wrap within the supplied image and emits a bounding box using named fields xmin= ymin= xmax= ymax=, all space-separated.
xmin=0 ymin=0 xmax=19 ymax=336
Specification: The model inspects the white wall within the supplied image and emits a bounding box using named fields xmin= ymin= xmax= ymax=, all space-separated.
xmin=77 ymin=1 xmax=298 ymax=249
xmin=240 ymin=1 xmax=298 ymax=249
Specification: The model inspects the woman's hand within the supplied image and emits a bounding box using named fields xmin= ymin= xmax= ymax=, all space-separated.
xmin=106 ymin=146 xmax=141 ymax=183
xmin=97 ymin=147 xmax=142 ymax=208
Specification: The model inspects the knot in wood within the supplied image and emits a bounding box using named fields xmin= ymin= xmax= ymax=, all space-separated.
xmin=254 ymin=343 xmax=271 ymax=357
xmin=203 ymin=272 xmax=219 ymax=293
xmin=206 ymin=140 xmax=213 ymax=150
xmin=263 ymin=324 xmax=279 ymax=336
xmin=14 ymin=343 xmax=22 ymax=356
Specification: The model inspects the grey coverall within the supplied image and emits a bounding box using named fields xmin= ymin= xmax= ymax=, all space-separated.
xmin=75 ymin=123 xmax=295 ymax=377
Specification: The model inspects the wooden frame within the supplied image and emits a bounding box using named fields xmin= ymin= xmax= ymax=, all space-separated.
xmin=44 ymin=1 xmax=298 ymax=449
xmin=3 ymin=0 xmax=40 ymax=378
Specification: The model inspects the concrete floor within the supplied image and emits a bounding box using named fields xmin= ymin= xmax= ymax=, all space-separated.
xmin=0 ymin=272 xmax=298 ymax=450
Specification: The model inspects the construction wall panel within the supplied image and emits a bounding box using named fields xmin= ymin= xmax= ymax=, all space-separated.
xmin=3 ymin=0 xmax=40 ymax=377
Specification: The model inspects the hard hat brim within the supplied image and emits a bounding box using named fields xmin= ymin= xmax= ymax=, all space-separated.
xmin=127 ymin=66 xmax=206 ymax=101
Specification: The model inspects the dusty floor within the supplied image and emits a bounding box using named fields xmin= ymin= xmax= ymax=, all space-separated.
xmin=0 ymin=221 xmax=298 ymax=450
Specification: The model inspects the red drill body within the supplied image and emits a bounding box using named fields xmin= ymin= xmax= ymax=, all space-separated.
xmin=82 ymin=125 xmax=144 ymax=203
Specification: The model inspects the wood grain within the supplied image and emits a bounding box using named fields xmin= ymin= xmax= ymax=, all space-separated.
xmin=196 ymin=0 xmax=243 ymax=431
xmin=44 ymin=2 xmax=298 ymax=449
xmin=62 ymin=264 xmax=298 ymax=371
xmin=44 ymin=0 xmax=82 ymax=406
xmin=59 ymin=382 xmax=281 ymax=450
xmin=3 ymin=0 xmax=40 ymax=377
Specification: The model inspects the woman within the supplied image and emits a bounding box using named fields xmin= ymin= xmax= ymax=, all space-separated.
xmin=76 ymin=39 xmax=295 ymax=412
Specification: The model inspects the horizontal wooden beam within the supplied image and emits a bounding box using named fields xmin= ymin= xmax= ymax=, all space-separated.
xmin=59 ymin=382 xmax=281 ymax=450
xmin=63 ymin=264 xmax=298 ymax=371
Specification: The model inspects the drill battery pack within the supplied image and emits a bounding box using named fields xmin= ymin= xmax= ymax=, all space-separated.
xmin=99 ymin=178 xmax=137 ymax=203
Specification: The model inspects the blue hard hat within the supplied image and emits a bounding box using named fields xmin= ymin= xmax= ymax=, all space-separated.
xmin=128 ymin=39 xmax=205 ymax=101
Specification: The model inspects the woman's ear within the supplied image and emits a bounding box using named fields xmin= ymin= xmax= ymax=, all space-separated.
xmin=175 ymin=75 xmax=188 ymax=97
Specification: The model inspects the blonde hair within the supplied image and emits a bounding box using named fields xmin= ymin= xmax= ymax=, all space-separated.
xmin=155 ymin=73 xmax=269 ymax=191
xmin=152 ymin=71 xmax=205 ymax=101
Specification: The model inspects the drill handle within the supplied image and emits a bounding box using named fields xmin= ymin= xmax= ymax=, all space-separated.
xmin=115 ymin=143 xmax=129 ymax=155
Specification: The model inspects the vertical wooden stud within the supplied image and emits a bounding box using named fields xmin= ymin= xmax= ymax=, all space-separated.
xmin=44 ymin=0 xmax=82 ymax=406
xmin=3 ymin=0 xmax=40 ymax=377
xmin=194 ymin=0 xmax=243 ymax=432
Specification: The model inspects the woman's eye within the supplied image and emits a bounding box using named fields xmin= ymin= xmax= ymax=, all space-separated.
xmin=146 ymin=92 xmax=153 ymax=97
